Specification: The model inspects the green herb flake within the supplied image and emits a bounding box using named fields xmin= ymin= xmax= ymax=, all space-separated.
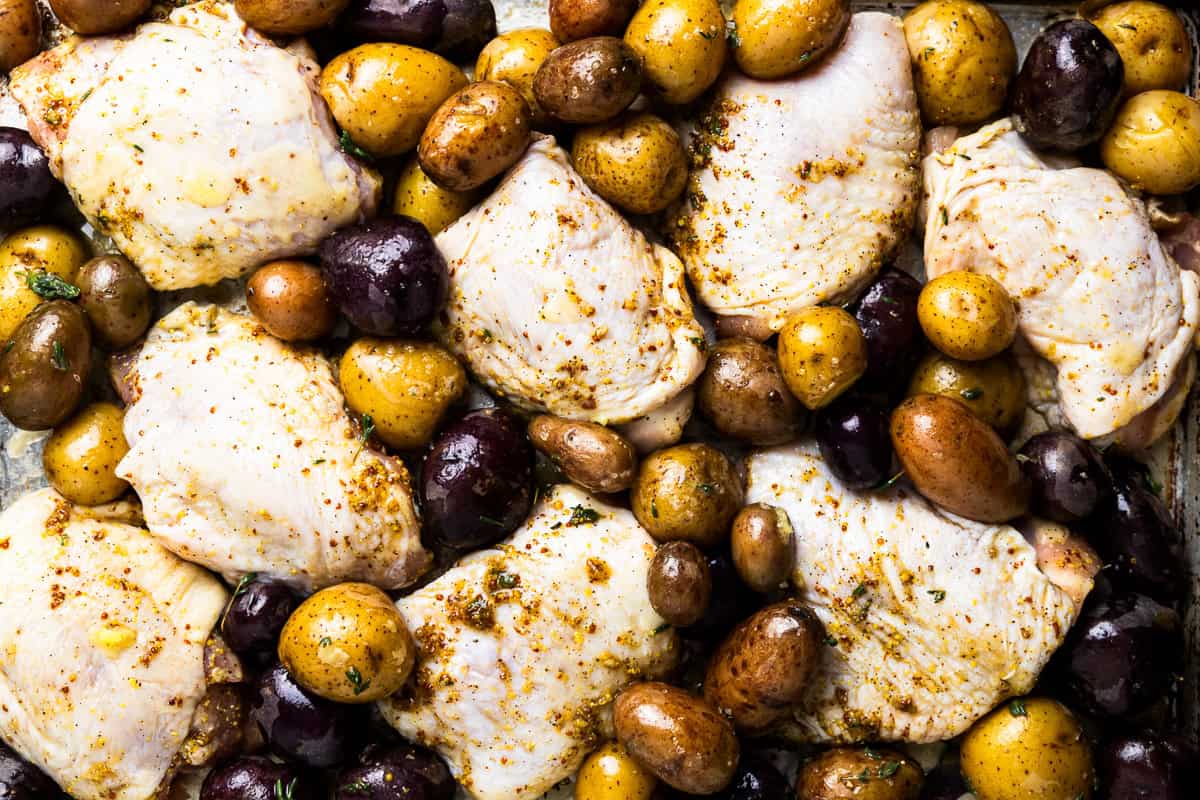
xmin=339 ymin=130 xmax=373 ymax=162
xmin=340 ymin=781 xmax=371 ymax=795
xmin=319 ymin=636 xmax=332 ymax=647
xmin=1117 ymin=23 xmax=1137 ymax=31
xmin=354 ymin=414 xmax=375 ymax=460
xmin=345 ymin=666 xmax=371 ymax=696
xmin=726 ymin=23 xmax=741 ymax=49
xmin=922 ymin=46 xmax=935 ymax=59
xmin=928 ymin=589 xmax=946 ymax=603
xmin=650 ymin=500 xmax=659 ymax=518
xmin=51 ymin=341 xmax=68 ymax=371
xmin=496 ymin=571 xmax=519 ymax=589
xmin=232 ymin=573 xmax=257 ymax=598
xmin=699 ymin=29 xmax=717 ymax=40
xmin=653 ymin=622 xmax=671 ymax=634
xmin=871 ymin=471 xmax=904 ymax=491
xmin=878 ymin=762 xmax=901 ymax=779
xmin=567 ymin=505 xmax=600 ymax=526
xmin=689 ymin=336 xmax=707 ymax=351
xmin=132 ymin=143 xmax=144 ymax=153
xmin=1142 ymin=469 xmax=1163 ymax=496
xmin=698 ymin=483 xmax=715 ymax=495
xmin=852 ymin=583 xmax=868 ymax=599
xmin=940 ymin=206 xmax=949 ymax=226
xmin=1010 ymin=698 xmax=1028 ymax=717
xmin=275 ymin=778 xmax=296 ymax=800
xmin=823 ymin=634 xmax=838 ymax=646
xmin=958 ymin=153 xmax=972 ymax=161
xmin=479 ymin=514 xmax=506 ymax=528
xmin=313 ymin=458 xmax=326 ymax=465
xmin=26 ymin=271 xmax=81 ymax=300
xmin=960 ymin=387 xmax=983 ymax=400
xmin=797 ymin=51 xmax=811 ymax=64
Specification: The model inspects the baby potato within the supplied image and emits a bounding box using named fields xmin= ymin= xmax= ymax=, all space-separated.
xmin=891 ymin=394 xmax=1030 ymax=522
xmin=278 ymin=582 xmax=415 ymax=704
xmin=246 ymin=261 xmax=336 ymax=342
xmin=917 ymin=271 xmax=1017 ymax=361
xmin=528 ymin=415 xmax=637 ymax=493
xmin=575 ymin=742 xmax=657 ymax=800
xmin=631 ymin=443 xmax=743 ymax=547
xmin=1092 ymin=1 xmax=1191 ymax=96
xmin=697 ymin=337 xmax=805 ymax=445
xmin=42 ymin=403 xmax=130 ymax=506
xmin=340 ymin=339 xmax=467 ymax=450
xmin=907 ymin=351 xmax=1026 ymax=432
xmin=234 ymin=0 xmax=351 ymax=36
xmin=613 ymin=682 xmax=739 ymax=795
xmin=732 ymin=0 xmax=850 ymax=80
xmin=903 ymin=0 xmax=1016 ymax=126
xmin=77 ymin=255 xmax=153 ymax=351
xmin=0 ymin=301 xmax=92 ymax=431
xmin=730 ymin=503 xmax=794 ymax=593
xmin=47 ymin=0 xmax=149 ymax=35
xmin=0 ymin=0 xmax=40 ymax=72
xmin=624 ymin=0 xmax=726 ymax=104
xmin=320 ymin=44 xmax=467 ymax=158
xmin=777 ymin=306 xmax=867 ymax=410
xmin=704 ymin=601 xmax=822 ymax=732
xmin=418 ymin=80 xmax=533 ymax=192
xmin=476 ymin=28 xmax=561 ymax=128
xmin=960 ymin=697 xmax=1094 ymax=800
xmin=1101 ymin=90 xmax=1200 ymax=196
xmin=796 ymin=747 xmax=923 ymax=800
xmin=572 ymin=112 xmax=688 ymax=215
xmin=533 ymin=36 xmax=643 ymax=124
xmin=550 ymin=0 xmax=637 ymax=42
xmin=392 ymin=157 xmax=481 ymax=235
xmin=647 ymin=540 xmax=711 ymax=627
xmin=0 ymin=225 xmax=90 ymax=341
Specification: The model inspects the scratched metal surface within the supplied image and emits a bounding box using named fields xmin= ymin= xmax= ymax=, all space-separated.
xmin=0 ymin=0 xmax=1197 ymax=759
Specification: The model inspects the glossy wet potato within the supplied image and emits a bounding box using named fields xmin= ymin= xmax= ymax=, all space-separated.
xmin=697 ymin=338 xmax=804 ymax=446
xmin=815 ymin=396 xmax=893 ymax=489
xmin=631 ymin=443 xmax=743 ymax=547
xmin=647 ymin=541 xmax=711 ymax=627
xmin=42 ymin=402 xmax=130 ymax=506
xmin=48 ymin=0 xmax=150 ymax=35
xmin=246 ymin=261 xmax=335 ymax=342
xmin=623 ymin=0 xmax=726 ymax=104
xmin=77 ymin=255 xmax=154 ymax=350
xmin=730 ymin=504 xmax=794 ymax=594
xmin=334 ymin=744 xmax=456 ymax=800
xmin=852 ymin=267 xmax=924 ymax=389
xmin=0 ymin=128 xmax=56 ymax=227
xmin=533 ymin=37 xmax=642 ymax=123
xmin=418 ymin=80 xmax=533 ymax=192
xmin=1018 ymin=431 xmax=1111 ymax=523
xmin=201 ymin=756 xmax=317 ymax=800
xmin=796 ymin=747 xmax=922 ymax=800
xmin=250 ymin=663 xmax=363 ymax=768
xmin=574 ymin=742 xmax=657 ymax=800
xmin=341 ymin=0 xmax=498 ymax=60
xmin=475 ymin=28 xmax=561 ymax=127
xmin=1098 ymin=736 xmax=1191 ymax=800
xmin=0 ymin=301 xmax=93 ymax=431
xmin=527 ymin=415 xmax=637 ymax=493
xmin=222 ymin=578 xmax=299 ymax=658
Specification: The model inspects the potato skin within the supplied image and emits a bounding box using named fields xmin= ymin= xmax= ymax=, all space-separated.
xmin=917 ymin=271 xmax=1017 ymax=361
xmin=528 ymin=415 xmax=637 ymax=493
xmin=903 ymin=0 xmax=1016 ymax=126
xmin=418 ymin=80 xmax=533 ymax=192
xmin=890 ymin=394 xmax=1030 ymax=522
xmin=732 ymin=0 xmax=850 ymax=80
xmin=572 ymin=112 xmax=688 ymax=215
xmin=77 ymin=255 xmax=153 ymax=351
xmin=1101 ymin=90 xmax=1200 ymax=196
xmin=624 ymin=0 xmax=726 ymax=104
xmin=697 ymin=338 xmax=804 ymax=445
xmin=647 ymin=540 xmax=711 ymax=627
xmin=392 ymin=157 xmax=481 ymax=235
xmin=906 ymin=351 xmax=1025 ymax=432
xmin=0 ymin=300 xmax=92 ymax=431
xmin=43 ymin=402 xmax=130 ymax=506
xmin=48 ymin=0 xmax=149 ymax=35
xmin=0 ymin=225 xmax=90 ymax=341
xmin=730 ymin=503 xmax=794 ymax=593
xmin=278 ymin=582 xmax=415 ymax=704
xmin=777 ymin=306 xmax=867 ymax=411
xmin=234 ymin=0 xmax=351 ymax=36
xmin=1092 ymin=1 xmax=1191 ymax=97
xmin=246 ymin=261 xmax=336 ymax=343
xmin=339 ymin=339 xmax=467 ymax=450
xmin=533 ymin=37 xmax=642 ymax=124
xmin=549 ymin=0 xmax=637 ymax=42
xmin=320 ymin=44 xmax=467 ymax=158
xmin=960 ymin=697 xmax=1094 ymax=800
xmin=613 ymin=682 xmax=739 ymax=795
xmin=631 ymin=443 xmax=743 ymax=547
xmin=575 ymin=741 xmax=657 ymax=800
xmin=797 ymin=747 xmax=923 ymax=800
xmin=704 ymin=601 xmax=821 ymax=732
xmin=0 ymin=0 xmax=40 ymax=72
xmin=475 ymin=28 xmax=561 ymax=128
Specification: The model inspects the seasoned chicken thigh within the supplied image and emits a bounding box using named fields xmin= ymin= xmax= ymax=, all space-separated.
xmin=7 ymin=0 xmax=380 ymax=290
xmin=434 ymin=136 xmax=706 ymax=424
xmin=746 ymin=443 xmax=1097 ymax=743
xmin=118 ymin=303 xmax=430 ymax=591
xmin=672 ymin=12 xmax=921 ymax=334
xmin=0 ymin=489 xmax=227 ymax=800
xmin=923 ymin=120 xmax=1199 ymax=441
xmin=379 ymin=485 xmax=677 ymax=800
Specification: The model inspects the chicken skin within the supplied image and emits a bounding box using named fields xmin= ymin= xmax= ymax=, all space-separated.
xmin=0 ymin=489 xmax=227 ymax=800
xmin=672 ymin=12 xmax=921 ymax=335
xmin=6 ymin=1 xmax=380 ymax=290
xmin=118 ymin=303 xmax=430 ymax=592
xmin=379 ymin=485 xmax=677 ymax=800
xmin=746 ymin=442 xmax=1097 ymax=743
xmin=434 ymin=135 xmax=706 ymax=425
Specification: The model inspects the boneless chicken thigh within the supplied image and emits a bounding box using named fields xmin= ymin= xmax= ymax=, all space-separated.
xmin=118 ymin=303 xmax=430 ymax=591
xmin=746 ymin=443 xmax=1097 ymax=743
xmin=434 ymin=136 xmax=706 ymax=424
xmin=923 ymin=120 xmax=1200 ymax=442
xmin=672 ymin=12 xmax=921 ymax=335
xmin=0 ymin=489 xmax=227 ymax=800
xmin=6 ymin=0 xmax=380 ymax=290
xmin=379 ymin=485 xmax=677 ymax=800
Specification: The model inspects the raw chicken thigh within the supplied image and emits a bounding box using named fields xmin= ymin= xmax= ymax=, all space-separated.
xmin=746 ymin=443 xmax=1097 ymax=743
xmin=0 ymin=489 xmax=227 ymax=800
xmin=434 ymin=136 xmax=706 ymax=425
xmin=672 ymin=12 xmax=921 ymax=335
xmin=379 ymin=485 xmax=677 ymax=800
xmin=923 ymin=119 xmax=1199 ymax=441
xmin=6 ymin=0 xmax=380 ymax=290
xmin=118 ymin=303 xmax=430 ymax=591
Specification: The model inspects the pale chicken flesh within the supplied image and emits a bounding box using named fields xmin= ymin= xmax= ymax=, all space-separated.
xmin=671 ymin=12 xmax=921 ymax=333
xmin=923 ymin=119 xmax=1200 ymax=441
xmin=378 ymin=485 xmax=677 ymax=800
xmin=0 ymin=489 xmax=227 ymax=800
xmin=434 ymin=136 xmax=706 ymax=425
xmin=746 ymin=443 xmax=1095 ymax=743
xmin=7 ymin=0 xmax=380 ymax=290
xmin=117 ymin=303 xmax=430 ymax=592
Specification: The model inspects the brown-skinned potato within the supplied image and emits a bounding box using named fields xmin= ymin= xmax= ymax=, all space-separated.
xmin=797 ymin=747 xmax=923 ymax=800
xmin=475 ymin=28 xmax=561 ymax=128
xmin=528 ymin=415 xmax=637 ymax=493
xmin=234 ymin=0 xmax=351 ymax=36
xmin=47 ymin=0 xmax=150 ymax=35
xmin=698 ymin=338 xmax=805 ymax=445
xmin=533 ymin=37 xmax=642 ymax=124
xmin=418 ymin=80 xmax=533 ymax=191
xmin=0 ymin=0 xmax=40 ymax=72
xmin=0 ymin=300 xmax=92 ymax=431
xmin=549 ymin=0 xmax=637 ymax=42
xmin=246 ymin=261 xmax=336 ymax=342
xmin=730 ymin=503 xmax=794 ymax=593
xmin=631 ymin=443 xmax=743 ymax=547
xmin=647 ymin=541 xmax=711 ymax=627
xmin=77 ymin=255 xmax=154 ymax=351
xmin=613 ymin=682 xmax=739 ymax=795
xmin=704 ymin=601 xmax=822 ymax=732
xmin=890 ymin=394 xmax=1030 ymax=522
